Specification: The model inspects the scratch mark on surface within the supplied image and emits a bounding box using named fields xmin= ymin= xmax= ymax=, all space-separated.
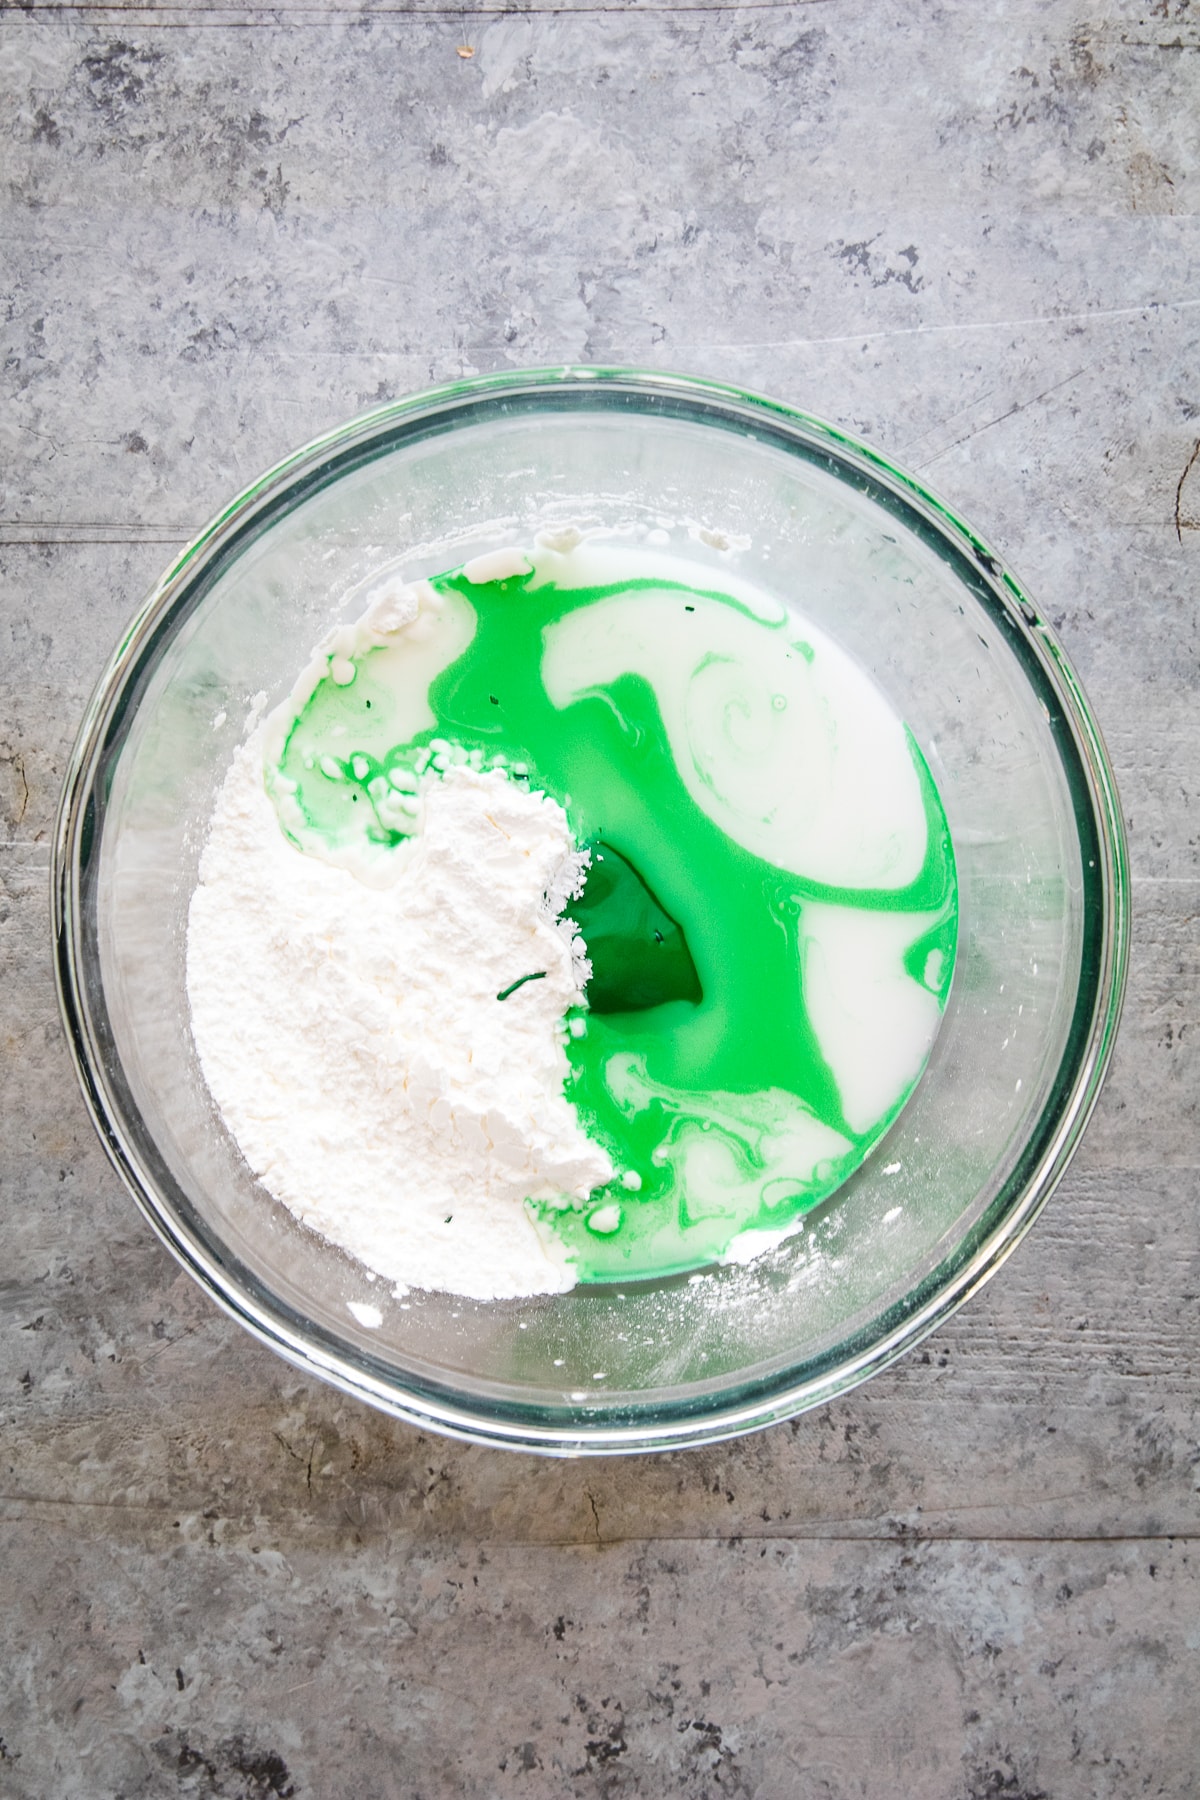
xmin=3 ymin=1494 xmax=1200 ymax=1547
xmin=669 ymin=294 xmax=1200 ymax=354
xmin=273 ymin=1429 xmax=320 ymax=1495
xmin=5 ymin=754 xmax=30 ymax=828
xmin=273 ymin=1431 xmax=306 ymax=1476
xmin=1174 ymin=438 xmax=1200 ymax=544
xmin=4 ymin=0 xmax=838 ymax=18
xmin=132 ymin=1322 xmax=198 ymax=1367
xmin=914 ymin=368 xmax=1087 ymax=470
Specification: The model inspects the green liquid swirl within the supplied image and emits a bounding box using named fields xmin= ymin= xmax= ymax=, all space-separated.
xmin=267 ymin=546 xmax=957 ymax=1284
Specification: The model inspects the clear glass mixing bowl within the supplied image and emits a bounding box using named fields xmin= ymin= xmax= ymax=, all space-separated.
xmin=53 ymin=368 xmax=1128 ymax=1454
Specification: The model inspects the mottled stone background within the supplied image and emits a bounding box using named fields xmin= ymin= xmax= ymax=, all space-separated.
xmin=3 ymin=2 xmax=1200 ymax=1795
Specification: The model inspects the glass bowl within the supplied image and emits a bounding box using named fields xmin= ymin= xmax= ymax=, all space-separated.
xmin=53 ymin=368 xmax=1128 ymax=1455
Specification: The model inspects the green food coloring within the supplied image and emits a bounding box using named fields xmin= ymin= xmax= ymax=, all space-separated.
xmin=267 ymin=545 xmax=958 ymax=1285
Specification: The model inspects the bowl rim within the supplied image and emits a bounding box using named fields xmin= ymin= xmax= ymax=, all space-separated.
xmin=52 ymin=364 xmax=1130 ymax=1456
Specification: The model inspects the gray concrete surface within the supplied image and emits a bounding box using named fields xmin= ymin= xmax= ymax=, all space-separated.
xmin=3 ymin=3 xmax=1200 ymax=1795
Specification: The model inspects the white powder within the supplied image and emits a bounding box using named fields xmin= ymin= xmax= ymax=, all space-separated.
xmin=346 ymin=1300 xmax=383 ymax=1329
xmin=186 ymin=739 xmax=613 ymax=1301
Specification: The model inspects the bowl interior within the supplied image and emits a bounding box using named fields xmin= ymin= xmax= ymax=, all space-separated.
xmin=63 ymin=376 xmax=1117 ymax=1449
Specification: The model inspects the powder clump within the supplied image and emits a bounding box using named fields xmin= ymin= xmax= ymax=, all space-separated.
xmin=187 ymin=743 xmax=613 ymax=1301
